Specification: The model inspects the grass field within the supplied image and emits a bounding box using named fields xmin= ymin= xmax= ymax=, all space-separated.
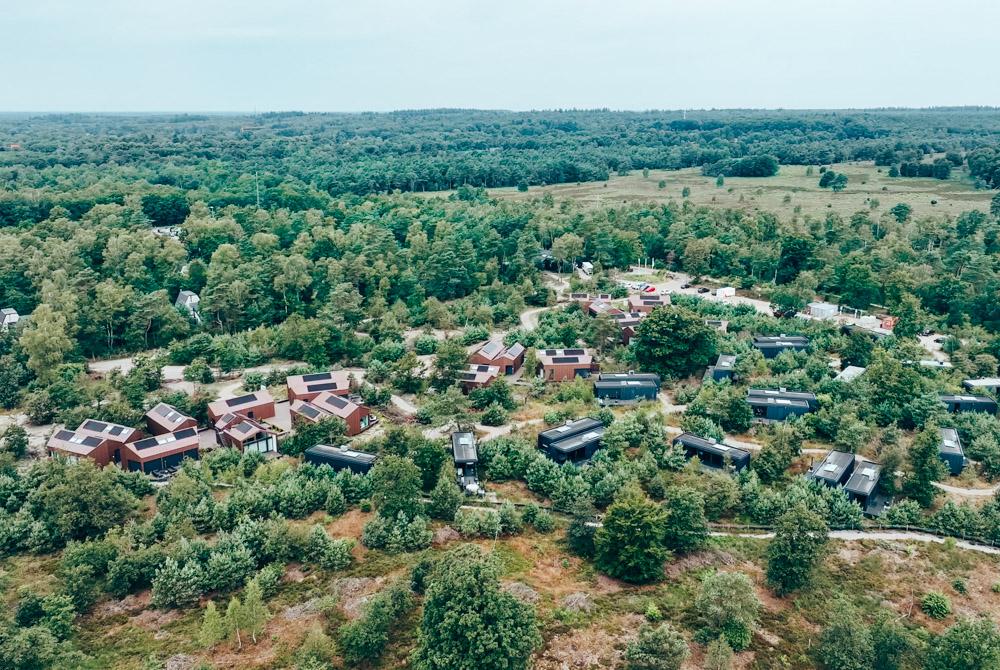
xmin=480 ymin=162 xmax=993 ymax=220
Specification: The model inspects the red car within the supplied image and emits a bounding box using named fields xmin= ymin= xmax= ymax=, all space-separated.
xmin=643 ymin=285 xmax=657 ymax=293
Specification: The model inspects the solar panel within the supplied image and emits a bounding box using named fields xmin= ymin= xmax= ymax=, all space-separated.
xmin=565 ymin=348 xmax=585 ymax=355
xmin=299 ymin=404 xmax=323 ymax=419
xmin=306 ymin=381 xmax=339 ymax=392
xmin=83 ymin=420 xmax=107 ymax=432
xmin=55 ymin=430 xmax=74 ymax=441
xmin=154 ymin=404 xmax=173 ymax=417
xmin=82 ymin=436 xmax=103 ymax=448
xmin=301 ymin=372 xmax=333 ymax=382
xmin=226 ymin=394 xmax=255 ymax=407
xmin=552 ymin=357 xmax=580 ymax=363
xmin=460 ymin=372 xmax=477 ymax=381
xmin=234 ymin=421 xmax=255 ymax=434
xmin=174 ymin=427 xmax=197 ymax=440
xmin=109 ymin=425 xmax=125 ymax=436
xmin=133 ymin=436 xmax=160 ymax=450
xmin=321 ymin=394 xmax=349 ymax=409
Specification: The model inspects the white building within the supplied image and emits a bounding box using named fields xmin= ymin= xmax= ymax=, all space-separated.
xmin=0 ymin=308 xmax=19 ymax=331
xmin=715 ymin=286 xmax=736 ymax=298
xmin=807 ymin=302 xmax=839 ymax=319
xmin=175 ymin=290 xmax=202 ymax=323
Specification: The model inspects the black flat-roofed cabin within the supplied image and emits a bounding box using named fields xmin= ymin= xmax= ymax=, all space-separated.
xmin=808 ymin=450 xmax=855 ymax=487
xmin=672 ymin=432 xmax=750 ymax=471
xmin=538 ymin=418 xmax=605 ymax=464
xmin=939 ymin=394 xmax=998 ymax=415
xmin=451 ymin=432 xmax=483 ymax=494
xmin=709 ymin=354 xmax=737 ymax=382
xmin=594 ymin=373 xmax=660 ymax=404
xmin=747 ymin=388 xmax=817 ymax=421
xmin=752 ymin=335 xmax=809 ymax=359
xmin=304 ymin=445 xmax=378 ymax=474
xmin=938 ymin=428 xmax=966 ymax=476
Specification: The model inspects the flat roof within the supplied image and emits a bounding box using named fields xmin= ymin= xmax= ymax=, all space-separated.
xmin=673 ymin=432 xmax=750 ymax=459
xmin=834 ymin=366 xmax=867 ymax=382
xmin=451 ymin=432 xmax=478 ymax=463
xmin=596 ymin=372 xmax=661 ymax=386
xmin=753 ymin=335 xmax=809 ymax=346
xmin=306 ymin=444 xmax=377 ymax=465
xmin=548 ymin=428 xmax=605 ymax=453
xmin=539 ymin=417 xmax=603 ymax=441
xmin=810 ymin=450 xmax=854 ymax=485
xmin=940 ymin=393 xmax=996 ymax=404
xmin=964 ymin=378 xmax=1000 ymax=388
xmin=748 ymin=388 xmax=817 ymax=404
xmin=844 ymin=461 xmax=881 ymax=497
xmin=715 ymin=354 xmax=736 ymax=370
xmin=939 ymin=427 xmax=964 ymax=455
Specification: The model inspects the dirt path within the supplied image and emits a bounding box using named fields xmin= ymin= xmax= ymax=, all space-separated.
xmin=711 ymin=529 xmax=1000 ymax=556
xmin=932 ymin=481 xmax=1000 ymax=497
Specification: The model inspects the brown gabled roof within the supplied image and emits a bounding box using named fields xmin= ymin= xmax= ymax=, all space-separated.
xmin=207 ymin=389 xmax=274 ymax=421
xmin=312 ymin=391 xmax=364 ymax=420
xmin=76 ymin=419 xmax=140 ymax=443
xmin=286 ymin=370 xmax=352 ymax=397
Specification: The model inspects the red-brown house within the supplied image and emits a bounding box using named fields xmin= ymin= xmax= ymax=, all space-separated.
xmin=611 ymin=311 xmax=646 ymax=344
xmin=47 ymin=419 xmax=142 ymax=466
xmin=214 ymin=413 xmax=278 ymax=454
xmin=627 ymin=294 xmax=671 ymax=313
xmin=145 ymin=402 xmax=198 ymax=436
xmin=460 ymin=364 xmax=500 ymax=392
xmin=286 ymin=370 xmax=353 ymax=402
xmin=537 ymin=348 xmax=598 ymax=382
xmin=207 ymin=390 xmax=276 ymax=424
xmin=120 ymin=427 xmax=200 ymax=473
xmin=469 ymin=341 xmax=526 ymax=375
xmin=291 ymin=391 xmax=375 ymax=436
xmin=570 ymin=293 xmax=613 ymax=311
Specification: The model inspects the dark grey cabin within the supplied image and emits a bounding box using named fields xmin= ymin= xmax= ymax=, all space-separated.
xmin=939 ymin=394 xmax=998 ymax=415
xmin=752 ymin=335 xmax=809 ymax=359
xmin=537 ymin=418 xmax=605 ymax=464
xmin=451 ymin=431 xmax=483 ymax=495
xmin=672 ymin=432 xmax=750 ymax=471
xmin=747 ymin=388 xmax=817 ymax=421
xmin=706 ymin=354 xmax=737 ymax=382
xmin=594 ymin=372 xmax=660 ymax=404
xmin=304 ymin=444 xmax=378 ymax=474
xmin=808 ymin=450 xmax=885 ymax=516
xmin=938 ymin=428 xmax=966 ymax=476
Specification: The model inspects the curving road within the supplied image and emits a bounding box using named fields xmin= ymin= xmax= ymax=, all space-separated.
xmin=712 ymin=529 xmax=1000 ymax=556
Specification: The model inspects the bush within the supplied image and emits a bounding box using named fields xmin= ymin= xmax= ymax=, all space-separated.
xmin=531 ymin=510 xmax=555 ymax=533
xmin=921 ymin=592 xmax=951 ymax=619
xmin=480 ymin=403 xmax=509 ymax=426
xmin=413 ymin=335 xmax=439 ymax=355
xmin=361 ymin=513 xmax=432 ymax=553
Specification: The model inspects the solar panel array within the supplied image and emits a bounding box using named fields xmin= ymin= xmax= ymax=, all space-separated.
xmin=226 ymin=393 xmax=256 ymax=407
xmin=301 ymin=372 xmax=333 ymax=382
xmin=306 ymin=381 xmax=339 ymax=392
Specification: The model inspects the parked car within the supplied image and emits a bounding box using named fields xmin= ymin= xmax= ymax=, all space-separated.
xmin=680 ymin=283 xmax=691 ymax=289
xmin=697 ymin=287 xmax=710 ymax=293
xmin=659 ymin=289 xmax=671 ymax=295
xmin=643 ymin=285 xmax=656 ymax=293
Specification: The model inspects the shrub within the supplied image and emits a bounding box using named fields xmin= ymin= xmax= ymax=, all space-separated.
xmin=921 ymin=592 xmax=951 ymax=619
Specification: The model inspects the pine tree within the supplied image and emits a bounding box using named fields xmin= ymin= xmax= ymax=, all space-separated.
xmin=766 ymin=503 xmax=829 ymax=595
xmin=905 ymin=424 xmax=947 ymax=507
xmin=199 ymin=600 xmax=226 ymax=648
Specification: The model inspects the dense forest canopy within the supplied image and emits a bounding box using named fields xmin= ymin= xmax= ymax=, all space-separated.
xmin=2 ymin=108 xmax=1000 ymax=226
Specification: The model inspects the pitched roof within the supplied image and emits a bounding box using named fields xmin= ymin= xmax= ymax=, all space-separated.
xmin=312 ymin=391 xmax=364 ymax=419
xmin=128 ymin=427 xmax=200 ymax=459
xmin=537 ymin=348 xmax=593 ymax=366
xmin=146 ymin=402 xmax=194 ymax=428
xmin=76 ymin=419 xmax=139 ymax=442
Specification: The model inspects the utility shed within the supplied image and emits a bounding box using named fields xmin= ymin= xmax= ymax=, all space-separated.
xmin=834 ymin=366 xmax=866 ymax=383
xmin=672 ymin=432 xmax=750 ymax=471
xmin=537 ymin=418 xmax=605 ymax=464
xmin=807 ymin=302 xmax=839 ymax=319
xmin=747 ymin=388 xmax=817 ymax=421
xmin=940 ymin=394 xmax=998 ymax=415
xmin=304 ymin=444 xmax=377 ymax=474
xmin=938 ymin=428 xmax=966 ymax=476
xmin=752 ymin=335 xmax=809 ymax=359
xmin=451 ymin=432 xmax=483 ymax=495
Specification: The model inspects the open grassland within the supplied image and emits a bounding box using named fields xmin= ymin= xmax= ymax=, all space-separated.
xmin=478 ymin=163 xmax=994 ymax=220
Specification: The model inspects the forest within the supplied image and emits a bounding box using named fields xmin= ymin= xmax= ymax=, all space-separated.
xmin=2 ymin=110 xmax=1000 ymax=670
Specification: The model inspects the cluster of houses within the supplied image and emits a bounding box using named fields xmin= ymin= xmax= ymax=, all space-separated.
xmin=47 ymin=369 xmax=379 ymax=476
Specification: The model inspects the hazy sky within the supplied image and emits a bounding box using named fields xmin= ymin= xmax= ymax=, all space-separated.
xmin=4 ymin=0 xmax=998 ymax=112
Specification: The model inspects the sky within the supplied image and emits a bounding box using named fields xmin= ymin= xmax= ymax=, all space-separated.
xmin=3 ymin=0 xmax=999 ymax=112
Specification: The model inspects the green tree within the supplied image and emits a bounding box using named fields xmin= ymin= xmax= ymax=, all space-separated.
xmin=766 ymin=503 xmax=828 ymax=595
xmin=661 ymin=486 xmax=709 ymax=554
xmin=715 ymin=175 xmax=725 ymax=188
xmin=1 ymin=424 xmax=28 ymax=458
xmin=240 ymin=578 xmax=270 ymax=644
xmin=19 ymin=304 xmax=74 ymax=382
xmin=624 ymin=622 xmax=689 ymax=670
xmin=926 ymin=618 xmax=1000 ymax=670
xmin=816 ymin=601 xmax=874 ymax=670
xmin=905 ymin=425 xmax=947 ymax=507
xmin=427 ymin=462 xmax=463 ymax=521
xmin=704 ymin=638 xmax=734 ymax=670
xmin=199 ymin=600 xmax=227 ymax=648
xmin=370 ymin=455 xmax=424 ymax=519
xmin=633 ymin=307 xmax=718 ymax=379
xmin=412 ymin=544 xmax=540 ymax=670
xmin=594 ymin=487 xmax=669 ymax=583
xmin=550 ymin=232 xmax=584 ymax=272
xmin=694 ymin=571 xmax=761 ymax=652
xmin=889 ymin=203 xmax=912 ymax=223
xmin=224 ymin=595 xmax=244 ymax=650
xmin=830 ymin=173 xmax=849 ymax=192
